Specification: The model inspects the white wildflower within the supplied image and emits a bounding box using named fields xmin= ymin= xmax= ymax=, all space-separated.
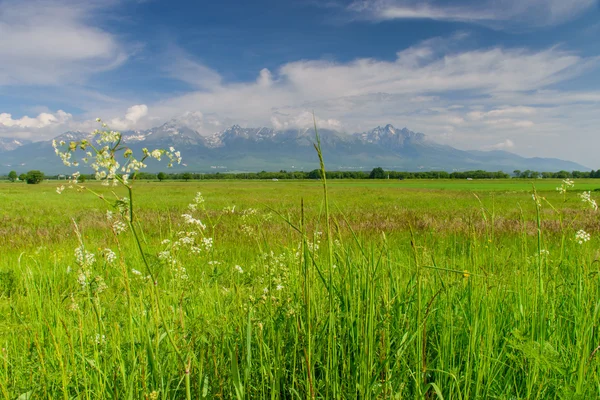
xmin=151 ymin=149 xmax=162 ymax=160
xmin=190 ymin=246 xmax=202 ymax=254
xmin=75 ymin=246 xmax=95 ymax=268
xmin=77 ymin=271 xmax=87 ymax=289
xmin=235 ymin=265 xmax=244 ymax=274
xmin=556 ymin=179 xmax=575 ymax=195
xmin=182 ymin=213 xmax=206 ymax=229
xmin=103 ymin=248 xmax=116 ymax=264
xmin=579 ymin=191 xmax=598 ymax=211
xmin=575 ymin=229 xmax=591 ymax=244
xmin=202 ymin=237 xmax=213 ymax=251
xmin=174 ymin=266 xmax=188 ymax=280
xmin=112 ymin=220 xmax=127 ymax=235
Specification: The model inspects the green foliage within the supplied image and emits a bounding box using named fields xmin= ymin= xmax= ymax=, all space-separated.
xmin=369 ymin=166 xmax=385 ymax=179
xmin=25 ymin=170 xmax=44 ymax=184
xmin=157 ymin=172 xmax=167 ymax=181
xmin=181 ymin=172 xmax=193 ymax=181
xmin=18 ymin=173 xmax=26 ymax=181
xmin=8 ymin=170 xmax=17 ymax=182
xmin=0 ymin=270 xmax=16 ymax=296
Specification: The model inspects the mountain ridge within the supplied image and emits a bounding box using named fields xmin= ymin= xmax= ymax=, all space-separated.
xmin=0 ymin=119 xmax=589 ymax=173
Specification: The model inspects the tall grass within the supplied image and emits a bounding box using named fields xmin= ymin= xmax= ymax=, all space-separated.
xmin=1 ymin=133 xmax=600 ymax=398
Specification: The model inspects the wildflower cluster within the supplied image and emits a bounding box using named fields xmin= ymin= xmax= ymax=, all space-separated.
xmin=223 ymin=205 xmax=236 ymax=214
xmin=248 ymin=250 xmax=296 ymax=317
xmin=575 ymin=229 xmax=591 ymax=244
xmin=579 ymin=191 xmax=598 ymax=211
xmin=188 ymin=192 xmax=205 ymax=211
xmin=106 ymin=210 xmax=128 ymax=234
xmin=52 ymin=119 xmax=182 ymax=190
xmin=72 ymin=245 xmax=112 ymax=294
xmin=156 ymin=193 xmax=216 ymax=283
xmin=182 ymin=192 xmax=207 ymax=228
xmin=556 ymin=179 xmax=575 ymax=195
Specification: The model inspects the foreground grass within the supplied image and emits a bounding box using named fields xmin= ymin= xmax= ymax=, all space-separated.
xmin=1 ymin=179 xmax=600 ymax=398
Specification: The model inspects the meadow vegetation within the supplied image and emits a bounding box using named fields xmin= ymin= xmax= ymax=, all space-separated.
xmin=1 ymin=125 xmax=600 ymax=399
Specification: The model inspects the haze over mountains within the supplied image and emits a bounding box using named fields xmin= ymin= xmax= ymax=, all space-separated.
xmin=0 ymin=114 xmax=588 ymax=174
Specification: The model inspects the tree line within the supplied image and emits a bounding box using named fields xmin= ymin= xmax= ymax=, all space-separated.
xmin=3 ymin=168 xmax=600 ymax=183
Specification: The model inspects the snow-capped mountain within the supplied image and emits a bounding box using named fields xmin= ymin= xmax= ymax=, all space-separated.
xmin=0 ymin=120 xmax=589 ymax=173
xmin=357 ymin=124 xmax=426 ymax=146
xmin=0 ymin=138 xmax=31 ymax=152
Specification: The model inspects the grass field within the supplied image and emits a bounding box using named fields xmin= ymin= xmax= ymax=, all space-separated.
xmin=1 ymin=178 xmax=600 ymax=399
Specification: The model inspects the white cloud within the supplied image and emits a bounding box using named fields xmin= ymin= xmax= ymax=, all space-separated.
xmin=487 ymin=139 xmax=515 ymax=150
xmin=125 ymin=104 xmax=148 ymax=123
xmin=277 ymin=46 xmax=582 ymax=97
xmin=0 ymin=0 xmax=127 ymax=86
xmin=348 ymin=0 xmax=596 ymax=28
xmin=108 ymin=104 xmax=150 ymax=130
xmin=149 ymin=40 xmax=590 ymax=129
xmin=0 ymin=110 xmax=72 ymax=128
xmin=271 ymin=111 xmax=343 ymax=131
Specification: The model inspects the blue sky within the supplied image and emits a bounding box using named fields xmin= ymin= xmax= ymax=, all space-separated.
xmin=0 ymin=0 xmax=599 ymax=166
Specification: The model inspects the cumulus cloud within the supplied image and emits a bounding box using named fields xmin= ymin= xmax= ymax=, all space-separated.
xmin=108 ymin=104 xmax=150 ymax=130
xmin=0 ymin=0 xmax=127 ymax=86
xmin=348 ymin=0 xmax=596 ymax=28
xmin=0 ymin=109 xmax=74 ymax=140
xmin=0 ymin=110 xmax=72 ymax=128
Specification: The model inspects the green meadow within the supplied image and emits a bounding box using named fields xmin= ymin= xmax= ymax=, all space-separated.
xmin=1 ymin=178 xmax=600 ymax=399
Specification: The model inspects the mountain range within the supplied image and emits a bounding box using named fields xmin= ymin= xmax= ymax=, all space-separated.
xmin=0 ymin=114 xmax=589 ymax=173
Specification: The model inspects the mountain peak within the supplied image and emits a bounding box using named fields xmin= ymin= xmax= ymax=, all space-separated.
xmin=0 ymin=137 xmax=32 ymax=152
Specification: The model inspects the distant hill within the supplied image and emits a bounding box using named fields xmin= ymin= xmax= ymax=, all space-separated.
xmin=0 ymin=116 xmax=588 ymax=174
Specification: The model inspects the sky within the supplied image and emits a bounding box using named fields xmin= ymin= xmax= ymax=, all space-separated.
xmin=0 ymin=0 xmax=599 ymax=167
